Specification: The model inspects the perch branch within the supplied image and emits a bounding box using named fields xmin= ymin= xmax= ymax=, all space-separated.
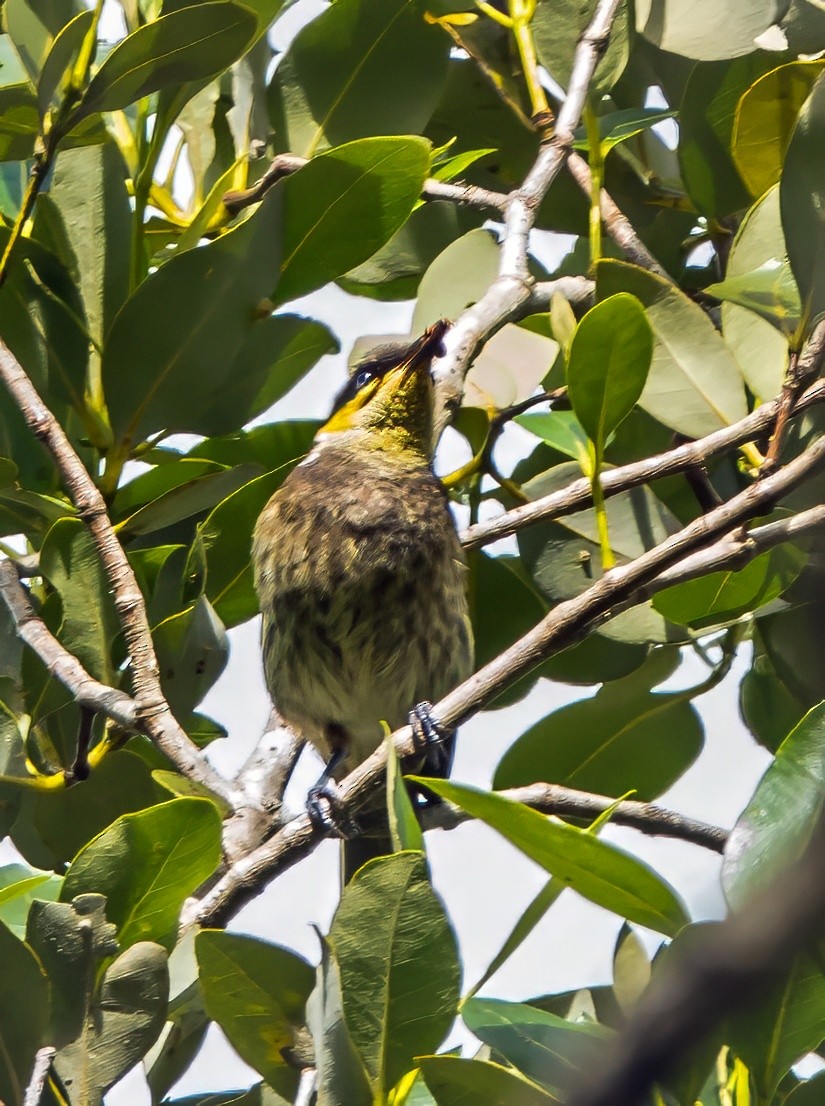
xmin=185 ymin=436 xmax=823 ymax=929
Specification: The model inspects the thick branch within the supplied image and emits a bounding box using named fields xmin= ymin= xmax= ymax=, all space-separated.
xmin=0 ymin=560 xmax=138 ymax=730
xmin=569 ymin=782 xmax=825 ymax=1105
xmin=462 ymin=377 xmax=825 ymax=550
xmin=0 ymin=340 xmax=236 ymax=805
xmin=23 ymin=1047 xmax=55 ymax=1106
xmin=186 ymin=438 xmax=823 ymax=928
xmin=222 ymin=153 xmax=509 ymax=216
xmin=433 ymin=0 xmax=625 ymax=424
xmin=421 ymin=783 xmax=728 ymax=852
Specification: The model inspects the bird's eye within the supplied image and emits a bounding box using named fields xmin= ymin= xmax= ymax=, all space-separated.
xmin=354 ymin=369 xmax=375 ymax=390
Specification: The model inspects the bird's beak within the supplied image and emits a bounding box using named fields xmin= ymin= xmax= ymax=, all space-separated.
xmin=399 ymin=319 xmax=451 ymax=381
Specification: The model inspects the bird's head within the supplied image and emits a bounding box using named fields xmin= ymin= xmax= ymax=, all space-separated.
xmin=317 ymin=319 xmax=450 ymax=461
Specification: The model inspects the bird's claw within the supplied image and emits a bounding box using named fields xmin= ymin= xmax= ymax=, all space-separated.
xmin=306 ymin=781 xmax=359 ymax=839
xmin=409 ymin=700 xmax=451 ymax=776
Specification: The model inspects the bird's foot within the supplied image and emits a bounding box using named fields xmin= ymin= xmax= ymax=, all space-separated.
xmin=306 ymin=780 xmax=359 ymax=839
xmin=409 ymin=700 xmax=451 ymax=777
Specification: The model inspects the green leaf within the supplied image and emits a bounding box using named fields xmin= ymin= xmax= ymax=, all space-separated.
xmin=4 ymin=0 xmax=82 ymax=83
xmin=652 ymin=544 xmax=805 ymax=629
xmin=61 ymin=797 xmax=222 ymax=950
xmin=36 ymin=8 xmax=95 ymax=120
xmin=196 ymin=931 xmax=315 ymax=1096
xmin=463 ymin=323 xmax=559 ymax=412
xmin=70 ymin=2 xmax=258 ymax=125
xmin=269 ymin=0 xmax=449 ymax=156
xmin=787 ymin=1073 xmax=825 ymax=1105
xmin=412 ymin=228 xmax=499 ymax=333
xmin=494 ymin=661 xmax=703 ymax=802
xmin=780 ymin=70 xmax=825 ymax=329
xmin=0 ymin=862 xmax=61 ymax=938
xmin=0 ymin=918 xmax=49 ymax=1106
xmin=116 ymin=462 xmax=262 ymax=538
xmin=573 ymin=108 xmax=676 ymax=153
xmin=419 ymin=1055 xmax=560 ymax=1105
xmin=719 ymin=184 xmax=794 ymax=399
xmin=566 ymin=293 xmax=652 ymax=452
xmin=596 ymin=260 xmax=747 ymax=438
xmin=387 ymin=741 xmax=424 ymax=853
xmin=461 ymin=998 xmax=607 ymax=1095
xmin=722 ymin=702 xmax=825 ymax=909
xmin=0 ymin=82 xmax=39 ymax=161
xmin=516 ymin=412 xmax=590 ymax=465
xmin=732 ymin=60 xmax=825 ymax=200
xmin=11 ymin=750 xmax=159 ymax=870
xmin=708 ymin=261 xmax=801 ymax=333
xmin=26 ymin=893 xmax=119 ymax=1048
xmin=612 ymin=923 xmax=651 ymax=1012
xmin=415 ymin=780 xmax=689 ymax=936
xmin=728 ymin=954 xmax=825 ymax=1102
xmin=678 ymin=55 xmax=774 ymax=218
xmin=306 ymin=940 xmax=373 ymax=1106
xmin=636 ymin=0 xmax=778 ymax=61
xmin=35 ymin=140 xmax=132 ymax=350
xmin=740 ymin=648 xmax=805 ymax=754
xmin=102 ymin=187 xmax=283 ymax=447
xmin=144 ymin=978 xmax=210 ymax=1106
xmin=55 ymin=940 xmax=169 ymax=1105
xmin=533 ymin=0 xmax=630 ymax=95
xmin=274 ymin=135 xmax=431 ymax=306
xmin=40 ymin=517 xmax=121 ymax=684
xmin=328 ymin=852 xmax=461 ymax=1098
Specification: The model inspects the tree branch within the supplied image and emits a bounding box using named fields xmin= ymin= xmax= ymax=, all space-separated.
xmin=566 ymin=151 xmax=670 ymax=278
xmin=461 ymin=377 xmax=825 ymax=550
xmin=222 ymin=153 xmax=509 ymax=217
xmin=0 ymin=340 xmax=236 ymax=806
xmin=185 ymin=437 xmax=823 ymax=929
xmin=23 ymin=1047 xmax=55 ymax=1106
xmin=0 ymin=560 xmax=138 ymax=731
xmin=421 ymin=782 xmax=728 ymax=852
xmin=433 ymin=0 xmax=625 ymax=425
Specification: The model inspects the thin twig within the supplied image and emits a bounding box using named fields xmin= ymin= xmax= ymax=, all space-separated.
xmin=184 ymin=442 xmax=823 ymax=929
xmin=0 ymin=339 xmax=237 ymax=806
xmin=222 ymin=153 xmax=509 ymax=216
xmin=433 ymin=0 xmax=625 ymax=426
xmin=566 ymin=152 xmax=669 ymax=278
xmin=23 ymin=1047 xmax=55 ymax=1106
xmin=421 ymin=782 xmax=728 ymax=852
xmin=461 ymin=376 xmax=825 ymax=550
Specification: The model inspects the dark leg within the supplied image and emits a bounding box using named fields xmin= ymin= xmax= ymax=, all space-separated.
xmin=306 ymin=746 xmax=346 ymax=832
xmin=409 ymin=701 xmax=453 ymax=776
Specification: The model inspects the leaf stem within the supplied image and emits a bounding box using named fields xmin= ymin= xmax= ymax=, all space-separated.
xmin=584 ymin=100 xmax=603 ymax=266
xmin=509 ymin=0 xmax=552 ymax=125
xmin=589 ymin=441 xmax=613 ymax=568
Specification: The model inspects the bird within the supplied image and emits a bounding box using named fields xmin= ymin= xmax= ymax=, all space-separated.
xmin=252 ymin=319 xmax=473 ymax=880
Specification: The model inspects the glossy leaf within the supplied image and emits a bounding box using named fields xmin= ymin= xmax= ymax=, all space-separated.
xmin=40 ymin=517 xmax=121 ymax=684
xmin=412 ymin=228 xmax=499 ymax=333
xmin=533 ymin=0 xmax=630 ymax=94
xmin=723 ymin=702 xmax=825 ymax=909
xmin=652 ymin=544 xmax=804 ymax=629
xmin=719 ymin=185 xmax=794 ymax=398
xmin=780 ymin=70 xmax=825 ymax=329
xmin=103 ymin=187 xmax=283 ymax=447
xmin=116 ymin=462 xmax=261 ymax=538
xmin=306 ymin=940 xmax=373 ymax=1106
xmin=387 ymin=742 xmax=424 ymax=853
xmin=732 ymin=61 xmax=825 ymax=200
xmin=70 ymin=3 xmax=258 ymax=126
xmin=4 ymin=0 xmax=82 ymax=83
xmin=270 ymin=0 xmax=449 ymax=156
xmin=197 ymin=930 xmax=315 ymax=1097
xmin=61 ymin=797 xmax=222 ymax=949
xmin=739 ymin=649 xmax=805 ymax=754
xmin=728 ymin=954 xmax=825 ymax=1102
xmin=678 ymin=55 xmax=773 ymax=218
xmin=462 ymin=998 xmax=607 ymax=1094
xmin=566 ymin=294 xmax=652 ymax=451
xmin=36 ymin=8 xmax=94 ymax=120
xmin=419 ymin=1055 xmax=560 ymax=1105
xmin=275 ymin=136 xmax=431 ymax=306
xmin=596 ymin=260 xmax=747 ymax=438
xmin=635 ymin=0 xmax=777 ymax=61
xmin=516 ymin=411 xmax=590 ymax=464
xmin=415 ymin=780 xmax=689 ymax=936
xmin=0 ymin=918 xmax=49 ymax=1106
xmin=464 ymin=323 xmax=559 ymax=412
xmin=55 ymin=941 xmax=169 ymax=1102
xmin=328 ymin=851 xmax=461 ymax=1098
xmin=0 ymin=862 xmax=61 ymax=939
xmin=26 ymin=893 xmax=119 ymax=1048
xmin=494 ymin=658 xmax=703 ymax=801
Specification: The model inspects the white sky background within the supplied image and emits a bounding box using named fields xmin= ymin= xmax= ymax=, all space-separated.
xmin=16 ymin=1 xmax=774 ymax=1099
